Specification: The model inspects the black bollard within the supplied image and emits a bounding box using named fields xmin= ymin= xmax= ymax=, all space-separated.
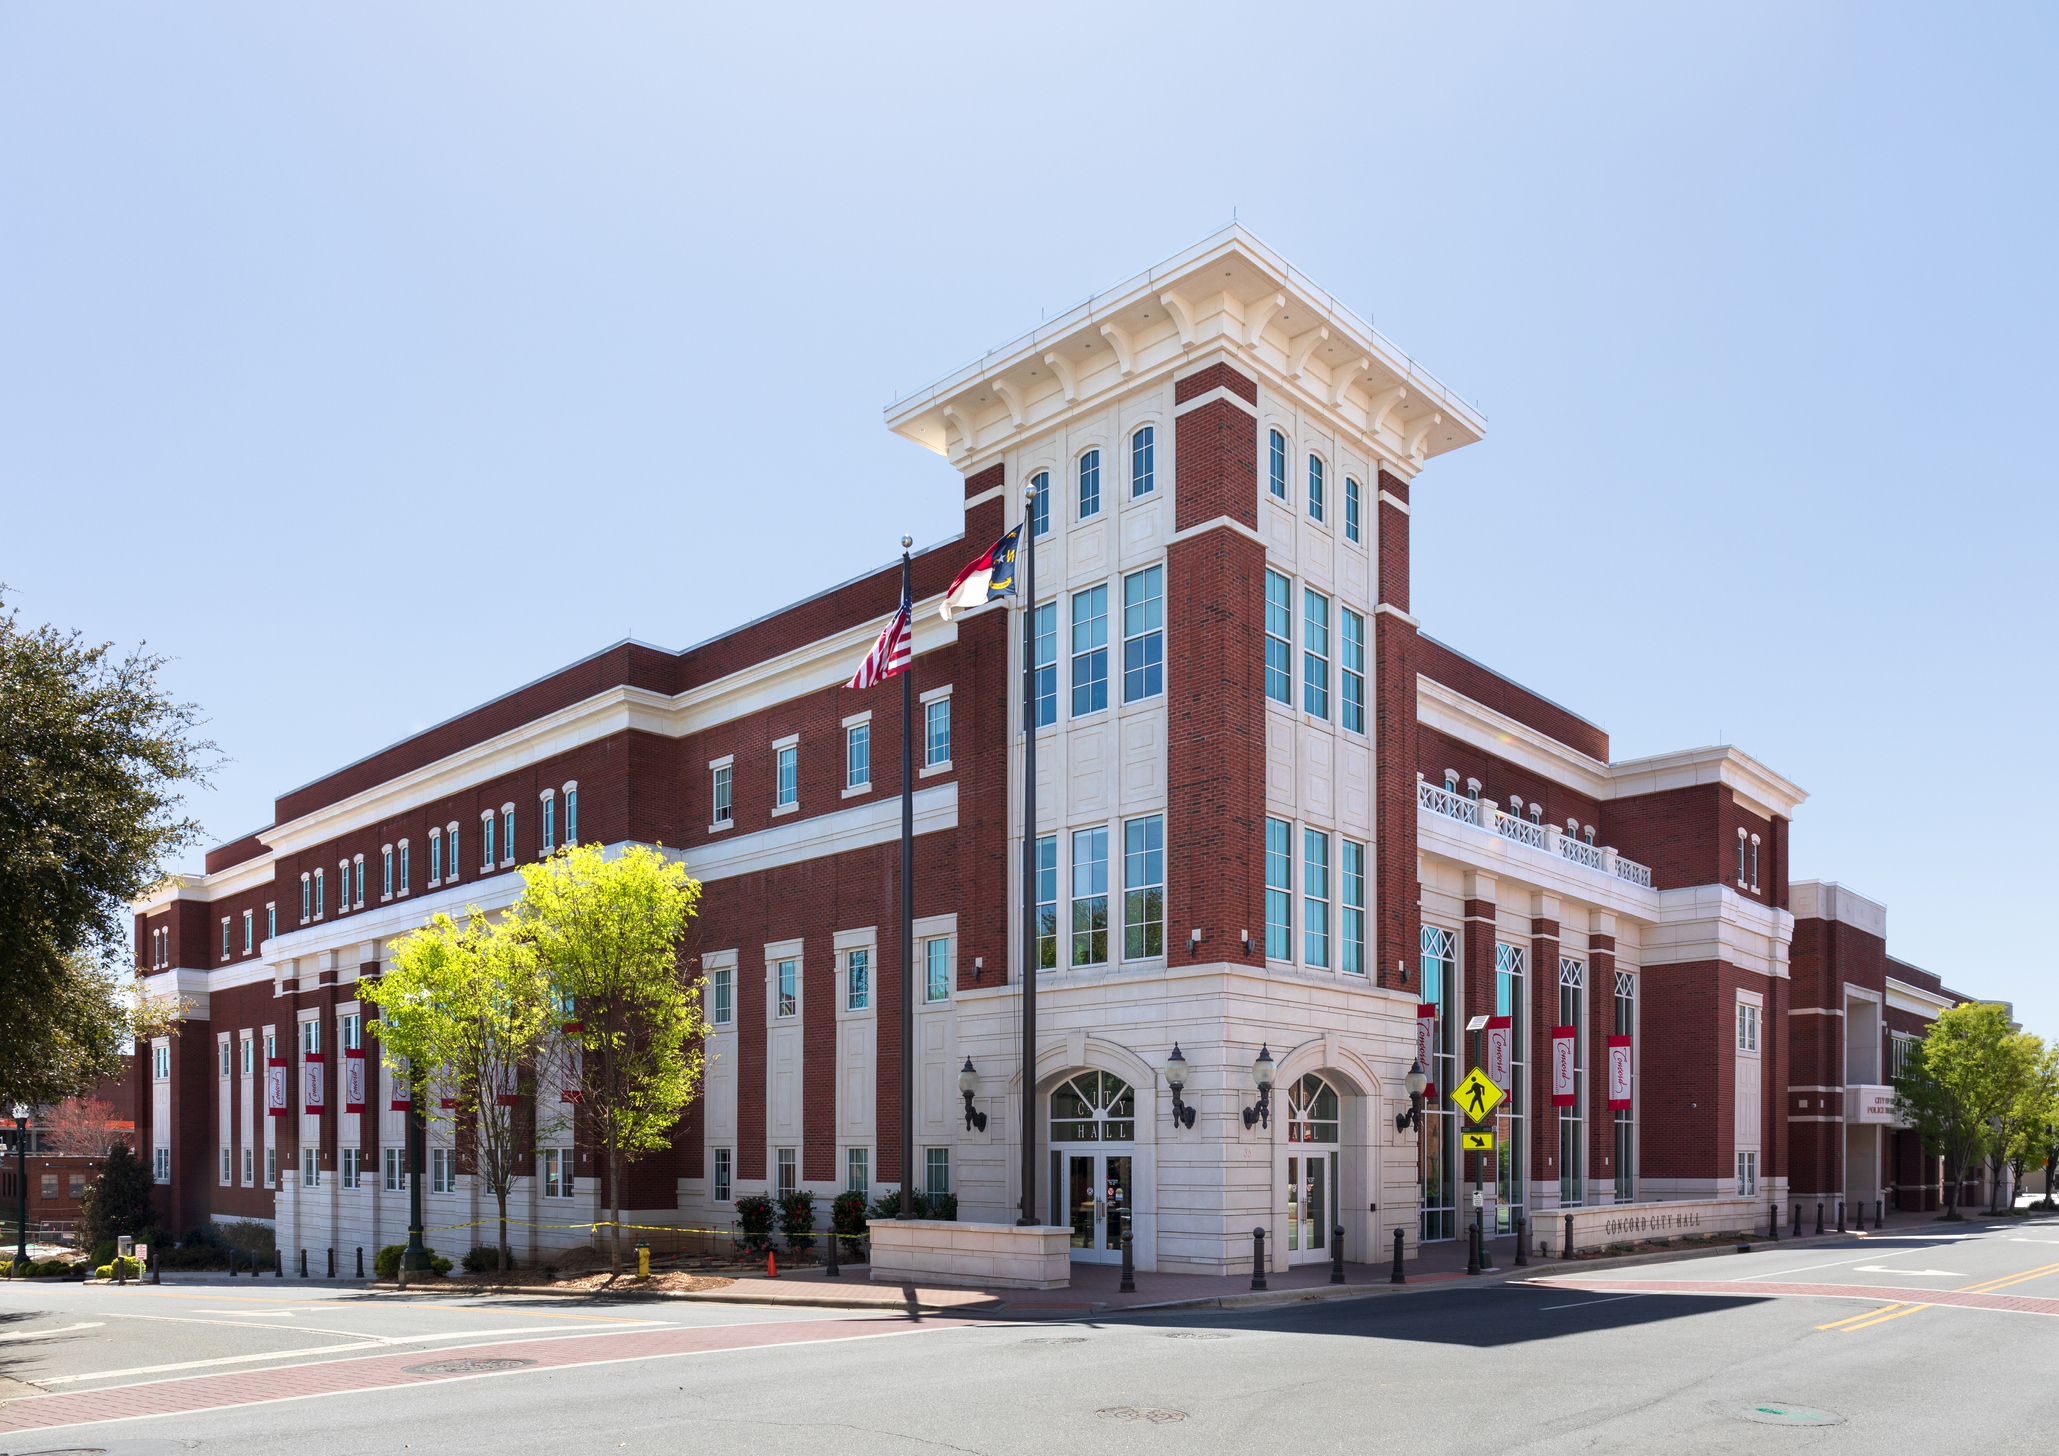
xmin=1330 ymin=1226 xmax=1345 ymax=1285
xmin=1769 ymin=1202 xmax=1779 ymax=1241
xmin=356 ymin=1247 xmax=364 ymax=1279
xmin=1564 ymin=1213 xmax=1575 ymax=1260
xmin=1793 ymin=1202 xmax=1802 ymax=1238
xmin=150 ymin=1247 xmax=160 ymax=1285
xmin=1837 ymin=1201 xmax=1846 ymax=1234
xmin=1120 ymin=1219 xmax=1136 ymax=1295
xmin=327 ymin=1248 xmax=335 ymax=1279
xmin=275 ymin=1249 xmax=283 ymax=1277
xmin=1390 ymin=1226 xmax=1406 ymax=1284
xmin=1250 ymin=1226 xmax=1267 ymax=1291
xmin=1466 ymin=1217 xmax=1481 ymax=1277
xmin=1514 ymin=1215 xmax=1528 ymax=1267
xmin=299 ymin=1248 xmax=307 ymax=1278
xmin=825 ymin=1225 xmax=840 ymax=1279
xmin=1815 ymin=1202 xmax=1824 ymax=1236
xmin=1874 ymin=1200 xmax=1882 ymax=1230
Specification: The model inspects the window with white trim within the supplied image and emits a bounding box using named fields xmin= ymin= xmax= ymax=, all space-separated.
xmin=776 ymin=957 xmax=797 ymax=1018
xmin=265 ymin=1147 xmax=276 ymax=1187
xmin=1736 ymin=1001 xmax=1759 ymax=1052
xmin=1736 ymin=828 xmax=1747 ymax=884
xmin=713 ymin=1147 xmax=732 ymax=1202
xmin=712 ymin=765 xmax=732 ymax=824
xmin=242 ymin=909 xmax=254 ymax=954
xmin=1302 ymin=588 xmax=1330 ymax=719
xmin=447 ymin=823 xmax=460 ymax=881
xmin=1264 ymin=570 xmax=1292 ymax=704
xmin=846 ymin=948 xmax=870 ymax=1012
xmin=541 ymin=791 xmax=556 ymax=852
xmin=382 ymin=846 xmax=394 ymax=900
xmin=1307 ymin=453 xmax=1325 ymax=522
xmin=430 ymin=1147 xmax=455 ymax=1195
xmin=776 ymin=746 xmax=798 ymax=809
xmin=354 ymin=855 xmax=365 ymax=907
xmin=154 ymin=1146 xmax=170 ymax=1182
xmin=1071 ymin=828 xmax=1108 ymax=966
xmin=154 ymin=1043 xmax=170 ymax=1079
xmin=777 ymin=1147 xmax=797 ymax=1196
xmin=564 ymin=784 xmax=578 ymax=843
xmin=384 ymin=1147 xmax=403 ymax=1192
xmin=1265 ymin=818 xmax=1292 ymax=959
xmin=481 ymin=811 xmax=496 ymax=870
xmin=242 ymin=1146 xmax=254 ymax=1186
xmin=314 ymin=868 xmax=325 ymax=918
xmin=847 ymin=1146 xmax=869 ymax=1195
xmin=1345 ymin=476 xmax=1361 ymax=543
xmin=301 ymin=1146 xmax=320 ymax=1188
xmin=1121 ymin=566 xmax=1163 ymax=703
xmin=1034 ymin=834 xmax=1057 ymax=971
xmin=1030 ymin=602 xmax=1057 ymax=728
xmin=220 ymin=916 xmax=230 ymax=960
xmin=847 ymin=723 xmax=870 ymax=788
xmin=1736 ymin=1149 xmax=1758 ymax=1196
xmin=924 ymin=698 xmax=951 ymax=766
xmin=1130 ymin=426 xmax=1154 ymax=496
xmin=221 ymin=1145 xmax=231 ymax=1184
xmin=1078 ymin=449 xmax=1101 ymax=519
xmin=1341 ymin=839 xmax=1367 ymax=974
xmin=1340 ymin=607 xmax=1366 ymax=734
xmin=925 ymin=1146 xmax=950 ymax=1197
xmin=1122 ymin=815 xmax=1163 ymax=959
xmin=924 ymin=937 xmax=950 ymax=1002
xmin=1303 ymin=828 xmax=1330 ymax=968
xmin=1268 ymin=428 xmax=1287 ymax=498
xmin=543 ymin=1148 xmax=575 ymax=1198
xmin=341 ymin=1148 xmax=362 ymax=1190
xmin=711 ymin=966 xmax=733 ymax=1026
xmin=429 ymin=830 xmax=443 ymax=884
xmin=503 ymin=806 xmax=516 ymax=865
xmin=1071 ymin=584 xmax=1108 ymax=715
xmin=1750 ymin=834 xmax=1760 ymax=892
xmin=1029 ymin=470 xmax=1050 ymax=537
xmin=240 ymin=1037 xmax=253 ymax=1075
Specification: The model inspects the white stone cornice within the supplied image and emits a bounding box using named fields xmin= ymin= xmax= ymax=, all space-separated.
xmin=1172 ymin=384 xmax=1258 ymax=420
xmin=1167 ymin=515 xmax=1268 ymax=551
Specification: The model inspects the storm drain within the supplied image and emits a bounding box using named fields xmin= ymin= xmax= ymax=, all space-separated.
xmin=1021 ymin=1337 xmax=1087 ymax=1345
xmin=1097 ymin=1408 xmax=1189 ymax=1423
xmin=403 ymin=1357 xmax=537 ymax=1376
xmin=1165 ymin=1332 xmax=1229 ymax=1340
xmin=1740 ymin=1403 xmax=1844 ymax=1427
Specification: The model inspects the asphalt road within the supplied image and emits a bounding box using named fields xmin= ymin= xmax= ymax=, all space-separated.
xmin=1 ymin=1213 xmax=2053 ymax=1455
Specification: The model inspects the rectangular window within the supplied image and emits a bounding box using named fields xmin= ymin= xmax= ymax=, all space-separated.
xmin=713 ymin=765 xmax=732 ymax=824
xmin=448 ymin=826 xmax=459 ymax=879
xmin=1265 ymin=818 xmax=1292 ymax=960
xmin=355 ymin=857 xmax=366 ymax=905
xmin=1122 ymin=815 xmax=1164 ymax=959
xmin=1269 ymin=428 xmax=1287 ymax=498
xmin=1121 ymin=566 xmax=1163 ymax=703
xmin=847 ymin=723 xmax=870 ymax=787
xmin=1071 ymin=826 xmax=1109 ymax=966
xmin=302 ymin=1019 xmax=321 ymax=1055
xmin=1750 ymin=838 xmax=1760 ymax=891
xmin=430 ymin=1147 xmax=453 ymax=1195
xmin=712 ymin=966 xmax=733 ymax=1026
xmin=154 ymin=1147 xmax=170 ymax=1182
xmin=154 ymin=1044 xmax=170 ymax=1079
xmin=242 ymin=1146 xmax=254 ymax=1186
xmin=846 ymin=948 xmax=870 ymax=1011
xmin=341 ymin=1148 xmax=362 ymax=1190
xmin=777 ymin=1147 xmax=797 ymax=1196
xmin=482 ymin=814 xmax=495 ymax=870
xmin=382 ymin=850 xmax=393 ymax=899
xmin=1736 ymin=1150 xmax=1758 ymax=1197
xmin=1345 ymin=476 xmax=1361 ymax=543
xmin=1304 ymin=828 xmax=1330 ymax=968
xmin=924 ymin=698 xmax=951 ymax=766
xmin=220 ymin=1041 xmax=231 ymax=1076
xmin=847 ymin=1146 xmax=869 ymax=1195
xmin=1034 ymin=834 xmax=1057 ymax=970
xmin=1078 ymin=449 xmax=1100 ymax=519
xmin=542 ymin=795 xmax=555 ymax=852
xmin=384 ymin=1148 xmax=402 ymax=1192
xmin=1071 ymin=585 xmax=1108 ymax=715
xmin=341 ymin=1013 xmax=361 ymax=1050
xmin=222 ymin=917 xmax=230 ymax=958
xmin=543 ymin=1149 xmax=576 ymax=1198
xmin=776 ymin=746 xmax=798 ymax=808
xmin=565 ymin=789 xmax=577 ymax=842
xmin=713 ymin=1147 xmax=732 ymax=1203
xmin=302 ymin=875 xmax=312 ymax=919
xmin=1130 ymin=426 xmax=1154 ymax=497
xmin=1302 ymin=588 xmax=1330 ymax=719
xmin=221 ymin=1145 xmax=231 ymax=1184
xmin=1029 ymin=470 xmax=1050 ymax=536
xmin=925 ymin=1146 xmax=950 ymax=1196
xmin=265 ymin=1147 xmax=275 ymax=1187
xmin=240 ymin=1038 xmax=253 ymax=1075
xmin=1340 ymin=840 xmax=1367 ymax=975
xmin=1031 ymin=602 xmax=1057 ymax=729
xmin=302 ymin=1147 xmax=321 ymax=1189
xmin=1308 ymin=454 xmax=1325 ymax=521
xmin=430 ymin=833 xmax=442 ymax=883
xmin=1737 ymin=1002 xmax=1759 ymax=1052
xmin=40 ymin=1173 xmax=56 ymax=1200
xmin=242 ymin=910 xmax=254 ymax=953
xmin=776 ymin=958 xmax=798 ymax=1018
xmin=925 ymin=937 xmax=950 ymax=1003
xmin=315 ymin=869 xmax=326 ymax=917
xmin=503 ymin=808 xmax=515 ymax=863
xmin=1339 ymin=608 xmax=1366 ymax=734
xmin=1264 ymin=570 xmax=1292 ymax=704
xmin=268 ymin=903 xmax=277 ymax=939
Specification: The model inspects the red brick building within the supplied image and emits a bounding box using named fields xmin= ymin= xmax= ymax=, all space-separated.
xmin=130 ymin=227 xmax=1985 ymax=1272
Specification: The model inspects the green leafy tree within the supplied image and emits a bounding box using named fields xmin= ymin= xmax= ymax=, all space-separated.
xmin=0 ymin=594 xmax=213 ymax=1108
xmin=512 ymin=843 xmax=705 ymax=1277
xmin=1893 ymin=1003 xmax=2036 ymax=1219
xmin=2000 ymin=1038 xmax=2058 ymax=1210
xmin=374 ymin=909 xmax=552 ymax=1277
xmin=76 ymin=1141 xmax=155 ymax=1249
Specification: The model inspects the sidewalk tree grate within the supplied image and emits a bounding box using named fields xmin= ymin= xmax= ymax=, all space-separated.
xmin=402 ymin=1357 xmax=537 ymax=1376
xmin=1098 ymin=1408 xmax=1188 ymax=1423
xmin=1739 ymin=1403 xmax=1843 ymax=1427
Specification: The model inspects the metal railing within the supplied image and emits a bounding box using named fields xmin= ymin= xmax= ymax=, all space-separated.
xmin=1420 ymin=779 xmax=1654 ymax=890
xmin=1416 ymin=780 xmax=1478 ymax=826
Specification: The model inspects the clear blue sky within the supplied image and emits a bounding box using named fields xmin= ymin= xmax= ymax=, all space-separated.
xmin=3 ymin=5 xmax=2052 ymax=1032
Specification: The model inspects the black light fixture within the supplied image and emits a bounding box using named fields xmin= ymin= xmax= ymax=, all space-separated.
xmin=1394 ymin=1060 xmax=1428 ymax=1133
xmin=959 ymin=1058 xmax=987 ymax=1132
xmin=1242 ymin=1044 xmax=1276 ymax=1130
xmin=1164 ymin=1044 xmax=1196 ymax=1129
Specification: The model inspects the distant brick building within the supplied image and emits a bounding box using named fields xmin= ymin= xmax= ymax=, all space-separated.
xmin=131 ymin=227 xmax=1991 ymax=1273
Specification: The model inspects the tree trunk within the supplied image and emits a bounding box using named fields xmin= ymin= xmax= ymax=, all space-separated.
xmin=609 ymin=1138 xmax=623 ymax=1276
xmin=497 ymin=1178 xmax=510 ymax=1281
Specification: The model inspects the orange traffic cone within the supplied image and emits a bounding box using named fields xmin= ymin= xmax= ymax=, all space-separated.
xmin=767 ymin=1250 xmax=778 ymax=1279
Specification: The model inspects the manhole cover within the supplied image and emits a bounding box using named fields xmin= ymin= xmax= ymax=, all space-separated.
xmin=1022 ymin=1336 xmax=1086 ymax=1345
xmin=403 ymin=1357 xmax=537 ymax=1375
xmin=1097 ymin=1408 xmax=1189 ymax=1423
xmin=15 ymin=1449 xmax=108 ymax=1455
xmin=1165 ymin=1332 xmax=1229 ymax=1339
xmin=1741 ymin=1403 xmax=1844 ymax=1427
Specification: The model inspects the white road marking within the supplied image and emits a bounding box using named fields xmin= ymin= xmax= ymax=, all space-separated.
xmin=0 ymin=1323 xmax=103 ymax=1340
xmin=1852 ymin=1267 xmax=1964 ymax=1276
xmin=1538 ymin=1294 xmax=1644 ymax=1311
xmin=36 ymin=1323 xmax=655 ymax=1385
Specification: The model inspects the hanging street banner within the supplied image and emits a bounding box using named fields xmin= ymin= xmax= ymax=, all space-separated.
xmin=1484 ymin=1015 xmax=1512 ymax=1089
xmin=1551 ymin=1025 xmax=1577 ymax=1107
xmin=343 ymin=1049 xmax=366 ymax=1113
xmin=1416 ymin=1004 xmax=1437 ymax=1097
xmin=302 ymin=1052 xmax=326 ymax=1111
xmin=265 ymin=1057 xmax=289 ymax=1117
xmin=1607 ymin=1034 xmax=1633 ymax=1109
xmin=1452 ymin=1067 xmax=1505 ymax=1124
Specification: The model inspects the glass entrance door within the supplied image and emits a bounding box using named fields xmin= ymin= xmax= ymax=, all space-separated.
xmin=1051 ymin=1151 xmax=1131 ymax=1263
xmin=1287 ymin=1151 xmax=1336 ymax=1264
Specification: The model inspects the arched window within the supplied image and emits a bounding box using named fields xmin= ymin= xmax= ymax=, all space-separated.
xmin=1269 ymin=429 xmax=1287 ymax=498
xmin=1029 ymin=471 xmax=1050 ymax=537
xmin=1443 ymin=770 xmax=1459 ymax=794
xmin=1130 ymin=428 xmax=1154 ymax=497
xmin=1345 ymin=477 xmax=1361 ymax=542
xmin=1078 ymin=449 xmax=1101 ymax=519
xmin=1530 ymin=803 xmax=1543 ymax=825
xmin=1584 ymin=824 xmax=1596 ymax=845
xmin=1308 ymin=454 xmax=1325 ymax=521
xmin=1286 ymin=1073 xmax=1339 ymax=1144
xmin=1049 ymin=1072 xmax=1136 ymax=1142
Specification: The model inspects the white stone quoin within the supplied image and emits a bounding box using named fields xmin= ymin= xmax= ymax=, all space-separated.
xmin=868 ymin=1220 xmax=1071 ymax=1290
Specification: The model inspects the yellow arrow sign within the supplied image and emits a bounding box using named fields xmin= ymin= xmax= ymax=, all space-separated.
xmin=1452 ymin=1067 xmax=1505 ymax=1124
xmin=1461 ymin=1129 xmax=1496 ymax=1152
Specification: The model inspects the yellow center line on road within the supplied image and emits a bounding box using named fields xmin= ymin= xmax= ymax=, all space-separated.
xmin=1820 ymin=1258 xmax=2059 ymax=1334
xmin=1816 ymin=1305 xmax=1904 ymax=1331
xmin=1838 ymin=1304 xmax=1927 ymax=1332
xmin=1955 ymin=1260 xmax=2059 ymax=1295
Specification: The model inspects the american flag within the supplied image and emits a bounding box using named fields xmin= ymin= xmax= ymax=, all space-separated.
xmin=848 ymin=586 xmax=913 ymax=689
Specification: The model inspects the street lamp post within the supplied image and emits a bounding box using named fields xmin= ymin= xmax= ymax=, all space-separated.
xmin=402 ymin=1084 xmax=428 ymax=1274
xmin=10 ymin=1105 xmax=27 ymax=1267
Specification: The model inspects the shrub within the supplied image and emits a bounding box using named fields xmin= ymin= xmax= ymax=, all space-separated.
xmin=830 ymin=1189 xmax=868 ymax=1260
xmin=462 ymin=1244 xmax=516 ymax=1273
xmin=734 ymin=1193 xmax=776 ymax=1254
xmin=777 ymin=1190 xmax=816 ymax=1254
xmin=77 ymin=1142 xmax=156 ymax=1251
xmin=92 ymin=1257 xmax=140 ymax=1280
xmin=90 ymin=1240 xmax=116 ymax=1267
xmin=868 ymin=1189 xmax=956 ymax=1222
xmin=374 ymin=1244 xmax=451 ymax=1279
xmin=215 ymin=1220 xmax=276 ymax=1254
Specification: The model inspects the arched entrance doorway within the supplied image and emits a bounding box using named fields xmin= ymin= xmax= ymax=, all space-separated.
xmin=1285 ymin=1073 xmax=1339 ymax=1265
xmin=1047 ymin=1071 xmax=1135 ymax=1264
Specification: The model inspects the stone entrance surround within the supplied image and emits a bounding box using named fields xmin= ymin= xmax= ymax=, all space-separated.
xmin=868 ymin=1220 xmax=1072 ymax=1290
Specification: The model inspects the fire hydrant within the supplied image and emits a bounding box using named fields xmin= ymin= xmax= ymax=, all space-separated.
xmin=636 ymin=1240 xmax=650 ymax=1278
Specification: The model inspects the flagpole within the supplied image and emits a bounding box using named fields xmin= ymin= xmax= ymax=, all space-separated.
xmin=1018 ymin=485 xmax=1038 ymax=1225
xmin=899 ymin=536 xmax=916 ymax=1221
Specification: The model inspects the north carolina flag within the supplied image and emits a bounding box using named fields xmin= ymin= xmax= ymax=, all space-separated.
xmin=939 ymin=524 xmax=1021 ymax=621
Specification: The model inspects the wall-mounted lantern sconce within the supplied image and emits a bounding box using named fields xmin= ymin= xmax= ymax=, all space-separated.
xmin=972 ymin=956 xmax=983 ymax=982
xmin=959 ymin=1058 xmax=987 ymax=1132
xmin=1188 ymin=928 xmax=1204 ymax=958
xmin=1242 ymin=1044 xmax=1275 ymax=1130
xmin=1164 ymin=1043 xmax=1196 ymax=1129
xmin=1394 ymin=1060 xmax=1428 ymax=1133
xmin=1240 ymin=929 xmax=1251 ymax=954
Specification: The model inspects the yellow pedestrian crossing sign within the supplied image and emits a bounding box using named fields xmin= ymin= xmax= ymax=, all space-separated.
xmin=1452 ymin=1067 xmax=1504 ymax=1124
xmin=1461 ymin=1129 xmax=1496 ymax=1152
